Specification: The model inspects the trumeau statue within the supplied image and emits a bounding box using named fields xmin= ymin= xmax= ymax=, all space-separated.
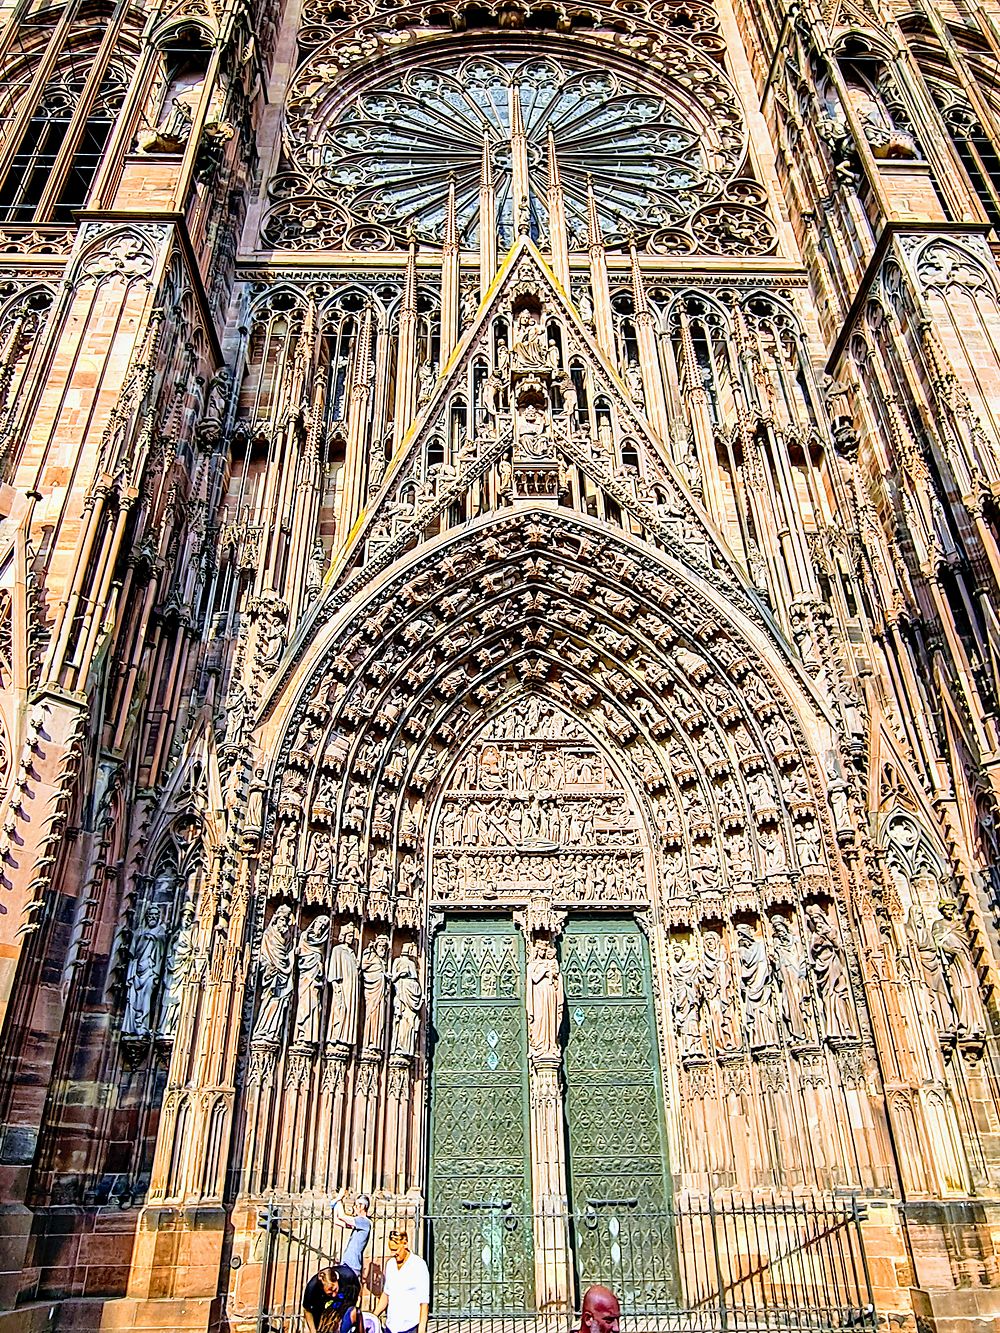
xmin=360 ymin=933 xmax=391 ymax=1052
xmin=123 ymin=904 xmax=169 ymax=1040
xmin=526 ymin=938 xmax=564 ymax=1059
xmin=157 ymin=904 xmax=199 ymax=1041
xmin=293 ymin=915 xmax=331 ymax=1046
xmin=390 ymin=943 xmax=423 ymax=1058
xmin=252 ymin=904 xmax=296 ymax=1046
xmin=327 ymin=921 xmax=360 ymax=1048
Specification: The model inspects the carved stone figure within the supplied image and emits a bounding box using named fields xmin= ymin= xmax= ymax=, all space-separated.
xmin=223 ymin=681 xmax=248 ymax=745
xmin=769 ymin=914 xmax=812 ymax=1042
xmin=360 ymin=933 xmax=391 ymax=1051
xmin=671 ymin=941 xmax=704 ymax=1059
xmin=624 ymin=361 xmax=644 ymax=406
xmin=512 ymin=309 xmax=549 ymax=369
xmin=417 ymin=361 xmax=435 ymax=406
xmin=327 ymin=921 xmax=360 ymax=1048
xmin=905 ymin=908 xmax=952 ymax=1036
xmin=157 ymin=904 xmax=199 ymax=1040
xmin=252 ymin=904 xmax=296 ymax=1046
xmin=805 ymin=905 xmax=856 ymax=1040
xmin=294 ymin=915 xmax=331 ymax=1046
xmin=123 ymin=904 xmax=168 ymax=1040
xmin=931 ymin=900 xmax=985 ymax=1038
xmin=736 ymin=923 xmax=779 ymax=1048
xmin=526 ymin=938 xmax=564 ymax=1059
xmin=391 ymin=943 xmax=423 ymax=1058
xmin=701 ymin=929 xmax=739 ymax=1051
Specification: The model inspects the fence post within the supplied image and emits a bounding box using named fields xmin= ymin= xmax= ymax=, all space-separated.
xmin=257 ymin=1196 xmax=277 ymax=1333
xmin=707 ymin=1195 xmax=728 ymax=1333
xmin=852 ymin=1197 xmax=876 ymax=1325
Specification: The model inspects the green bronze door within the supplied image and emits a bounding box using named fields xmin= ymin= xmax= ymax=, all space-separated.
xmin=428 ymin=918 xmax=533 ymax=1313
xmin=561 ymin=917 xmax=674 ymax=1310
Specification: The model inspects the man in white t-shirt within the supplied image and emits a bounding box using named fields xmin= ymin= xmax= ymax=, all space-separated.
xmin=374 ymin=1228 xmax=429 ymax=1333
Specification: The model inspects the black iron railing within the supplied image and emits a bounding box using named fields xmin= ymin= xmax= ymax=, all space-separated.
xmin=253 ymin=1196 xmax=876 ymax=1333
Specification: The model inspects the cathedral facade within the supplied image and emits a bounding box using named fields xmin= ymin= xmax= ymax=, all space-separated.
xmin=2 ymin=0 xmax=1000 ymax=1328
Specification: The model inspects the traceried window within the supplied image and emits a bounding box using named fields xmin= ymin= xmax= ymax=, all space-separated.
xmin=0 ymin=69 xmax=126 ymax=223
xmin=270 ymin=43 xmax=768 ymax=254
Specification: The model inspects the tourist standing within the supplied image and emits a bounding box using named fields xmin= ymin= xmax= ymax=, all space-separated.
xmin=333 ymin=1192 xmax=372 ymax=1306
xmin=374 ymin=1228 xmax=429 ymax=1333
xmin=579 ymin=1285 xmax=621 ymax=1333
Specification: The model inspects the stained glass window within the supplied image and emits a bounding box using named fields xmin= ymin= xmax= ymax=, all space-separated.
xmin=292 ymin=54 xmax=723 ymax=246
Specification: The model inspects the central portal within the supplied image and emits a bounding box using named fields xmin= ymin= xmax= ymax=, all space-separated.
xmin=427 ymin=914 xmax=670 ymax=1315
xmin=426 ymin=700 xmax=672 ymax=1314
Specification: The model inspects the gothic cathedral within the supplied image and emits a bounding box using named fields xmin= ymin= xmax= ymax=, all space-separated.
xmin=3 ymin=0 xmax=1000 ymax=1329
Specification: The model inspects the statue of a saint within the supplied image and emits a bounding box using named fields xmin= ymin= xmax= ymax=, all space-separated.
xmin=931 ymin=900 xmax=985 ymax=1038
xmin=670 ymin=941 xmax=704 ymax=1058
xmin=526 ymin=939 xmax=564 ymax=1058
xmin=701 ymin=930 xmax=739 ymax=1052
xmin=390 ymin=943 xmax=423 ymax=1058
xmin=223 ymin=681 xmax=247 ymax=745
xmin=326 ymin=921 xmax=360 ymax=1048
xmin=416 ymin=361 xmax=435 ymax=407
xmin=805 ymin=904 xmax=857 ymax=1040
xmin=293 ymin=915 xmax=330 ymax=1046
xmin=360 ymin=934 xmax=391 ymax=1052
xmin=157 ymin=904 xmax=199 ymax=1040
xmin=122 ymin=904 xmax=168 ymax=1039
xmin=251 ymin=904 xmax=296 ymax=1045
xmin=736 ymin=923 xmax=779 ymax=1048
xmin=769 ymin=914 xmax=812 ymax=1041
xmin=905 ymin=908 xmax=952 ymax=1035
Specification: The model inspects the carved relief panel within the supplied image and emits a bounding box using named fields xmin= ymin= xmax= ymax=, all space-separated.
xmin=432 ymin=700 xmax=649 ymax=909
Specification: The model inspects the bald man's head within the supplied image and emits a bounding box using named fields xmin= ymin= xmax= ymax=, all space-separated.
xmin=580 ymin=1285 xmax=621 ymax=1333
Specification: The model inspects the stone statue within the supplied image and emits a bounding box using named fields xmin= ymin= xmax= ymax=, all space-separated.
xmin=931 ymin=900 xmax=985 ymax=1038
xmin=223 ymin=681 xmax=248 ymax=745
xmin=416 ymin=361 xmax=435 ymax=406
xmin=307 ymin=540 xmax=326 ymax=595
xmin=736 ymin=923 xmax=779 ymax=1048
xmin=670 ymin=941 xmax=704 ymax=1059
xmin=701 ymin=930 xmax=739 ymax=1052
xmin=391 ymin=943 xmax=423 ymax=1058
xmin=157 ymin=904 xmax=199 ymax=1040
xmin=625 ymin=360 xmax=645 ymax=407
xmin=360 ymin=933 xmax=391 ymax=1051
xmin=460 ymin=287 xmax=478 ymax=327
xmin=805 ymin=904 xmax=857 ymax=1040
xmin=512 ymin=310 xmax=549 ymax=369
xmin=905 ymin=908 xmax=952 ymax=1036
xmin=327 ymin=921 xmax=360 ymax=1047
xmin=122 ymin=904 xmax=168 ymax=1039
xmin=251 ymin=904 xmax=296 ymax=1046
xmin=293 ymin=915 xmax=330 ymax=1046
xmin=526 ymin=938 xmax=564 ymax=1059
xmin=769 ymin=914 xmax=812 ymax=1042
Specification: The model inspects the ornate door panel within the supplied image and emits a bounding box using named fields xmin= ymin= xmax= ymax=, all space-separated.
xmin=428 ymin=919 xmax=533 ymax=1312
xmin=561 ymin=918 xmax=674 ymax=1307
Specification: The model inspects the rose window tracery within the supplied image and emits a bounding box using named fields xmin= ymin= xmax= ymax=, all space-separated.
xmin=273 ymin=49 xmax=757 ymax=250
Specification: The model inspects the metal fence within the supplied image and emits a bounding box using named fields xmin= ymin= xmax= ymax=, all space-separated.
xmin=253 ymin=1196 xmax=876 ymax=1333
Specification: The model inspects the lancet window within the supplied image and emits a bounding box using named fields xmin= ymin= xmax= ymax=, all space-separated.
xmin=0 ymin=5 xmax=138 ymax=226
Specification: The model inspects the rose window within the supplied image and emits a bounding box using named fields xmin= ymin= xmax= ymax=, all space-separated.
xmin=274 ymin=50 xmax=759 ymax=250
